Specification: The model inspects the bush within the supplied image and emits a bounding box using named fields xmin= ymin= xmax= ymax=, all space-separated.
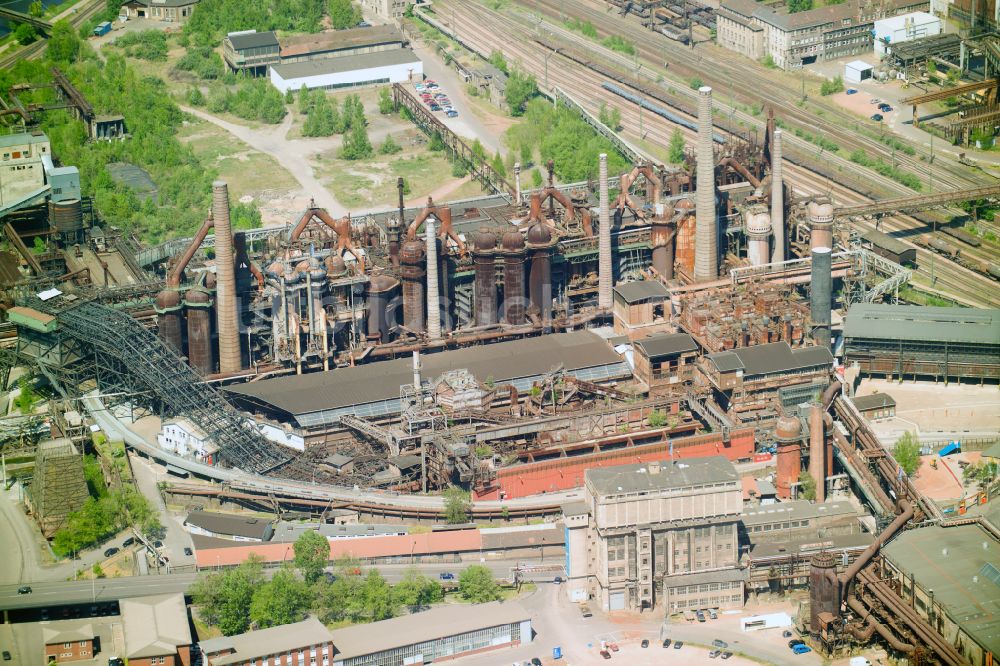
xmin=820 ymin=76 xmax=844 ymax=96
xmin=186 ymin=86 xmax=206 ymax=106
xmin=14 ymin=23 xmax=39 ymax=45
xmin=850 ymin=148 xmax=922 ymax=190
xmin=183 ymin=0 xmax=327 ymax=43
xmin=602 ymin=35 xmax=635 ymax=55
xmin=378 ymin=86 xmax=394 ymax=114
xmin=689 ymin=77 xmax=703 ymax=90
xmin=565 ymin=18 xmax=598 ymax=38
xmin=894 ymin=432 xmax=921 ymax=477
xmin=209 ymin=78 xmax=287 ymax=124
xmin=175 ymin=46 xmax=223 ymax=80
xmin=489 ymin=50 xmax=509 ymax=75
xmin=451 ymin=159 xmax=468 ymax=177
xmin=505 ymin=68 xmax=538 ymax=117
xmin=379 ymin=134 xmax=402 ymax=155
xmin=340 ymin=123 xmax=373 ymax=160
xmin=113 ymin=30 xmax=168 ymax=61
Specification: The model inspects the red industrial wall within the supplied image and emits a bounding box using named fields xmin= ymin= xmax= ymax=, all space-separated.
xmin=477 ymin=428 xmax=755 ymax=500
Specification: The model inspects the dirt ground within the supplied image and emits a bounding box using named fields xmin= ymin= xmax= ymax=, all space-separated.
xmin=856 ymin=378 xmax=1000 ymax=432
xmin=911 ymin=450 xmax=984 ymax=502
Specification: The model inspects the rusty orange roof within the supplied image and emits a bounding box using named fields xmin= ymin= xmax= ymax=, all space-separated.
xmin=195 ymin=529 xmax=482 ymax=568
xmin=279 ymin=25 xmax=402 ymax=58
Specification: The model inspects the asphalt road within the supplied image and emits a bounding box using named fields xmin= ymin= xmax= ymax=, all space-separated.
xmin=0 ymin=559 xmax=552 ymax=612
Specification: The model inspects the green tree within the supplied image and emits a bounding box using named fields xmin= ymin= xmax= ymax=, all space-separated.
xmin=361 ymin=569 xmax=396 ymax=621
xmin=15 ymin=374 xmax=37 ymax=414
xmin=519 ymin=141 xmax=532 ymax=165
xmin=489 ymin=49 xmax=509 ymax=75
xmin=14 ymin=23 xmax=39 ymax=45
xmin=820 ymin=76 xmax=844 ymax=96
xmin=688 ymin=76 xmax=703 ymax=90
xmin=379 ymin=134 xmax=402 ymax=154
xmin=761 ymin=54 xmax=776 ymax=69
xmin=391 ymin=569 xmax=443 ymax=608
xmin=458 ymin=564 xmax=501 ymax=602
xmin=303 ymin=94 xmax=336 ymax=137
xmin=91 ymin=562 xmax=105 ymax=578
xmin=47 ymin=20 xmax=82 ymax=64
xmin=298 ymin=85 xmax=313 ymax=114
xmin=893 ymin=431 xmax=922 ymax=477
xmin=249 ymin=567 xmax=312 ymax=628
xmin=328 ymin=0 xmax=362 ymax=29
xmin=444 ymin=486 xmax=471 ymax=524
xmin=293 ymin=530 xmax=329 ymax=584
xmin=491 ymin=152 xmax=507 ymax=178
xmin=505 ymin=68 xmax=538 ymax=117
xmin=798 ymin=471 xmax=816 ymax=501
xmin=340 ymin=122 xmax=373 ymax=160
xmin=787 ymin=0 xmax=814 ymax=12
xmin=648 ymin=410 xmax=667 ymax=428
xmin=429 ymin=131 xmax=446 ymax=152
xmin=191 ymin=556 xmax=264 ymax=635
xmin=28 ymin=0 xmax=44 ymax=17
xmin=378 ymin=86 xmax=395 ymax=114
xmin=668 ymin=128 xmax=686 ymax=164
xmin=187 ymin=87 xmax=206 ymax=106
xmin=599 ymin=103 xmax=621 ymax=130
xmin=926 ymin=59 xmax=937 ymax=74
xmin=531 ymin=168 xmax=543 ymax=187
xmin=285 ymin=88 xmax=295 ymax=104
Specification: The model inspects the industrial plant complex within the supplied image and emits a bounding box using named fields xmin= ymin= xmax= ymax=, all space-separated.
xmin=0 ymin=0 xmax=999 ymax=664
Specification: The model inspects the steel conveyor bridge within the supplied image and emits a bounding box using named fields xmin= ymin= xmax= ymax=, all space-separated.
xmin=833 ymin=183 xmax=1000 ymax=218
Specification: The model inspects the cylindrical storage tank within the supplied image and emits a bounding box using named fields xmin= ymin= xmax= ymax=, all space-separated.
xmin=473 ymin=228 xmax=498 ymax=326
xmin=185 ymin=288 xmax=215 ymax=375
xmin=774 ymin=414 xmax=803 ymax=500
xmin=155 ymin=289 xmax=184 ymax=355
xmin=810 ymin=246 xmax=833 ymax=350
xmin=502 ymin=230 xmax=526 ymax=325
xmin=526 ymin=221 xmax=553 ymax=322
xmin=366 ymin=274 xmax=398 ymax=342
xmin=400 ymin=239 xmax=426 ymax=334
xmin=807 ymin=201 xmax=834 ymax=251
xmin=49 ymin=199 xmax=84 ymax=240
xmin=746 ymin=204 xmax=772 ymax=267
xmin=809 ymin=551 xmax=840 ymax=635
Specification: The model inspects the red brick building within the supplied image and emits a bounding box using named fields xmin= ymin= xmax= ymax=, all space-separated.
xmin=199 ymin=617 xmax=334 ymax=666
xmin=42 ymin=621 xmax=96 ymax=663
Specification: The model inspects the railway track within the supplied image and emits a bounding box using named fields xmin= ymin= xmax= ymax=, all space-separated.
xmin=0 ymin=0 xmax=105 ymax=70
xmin=427 ymin=1 xmax=998 ymax=306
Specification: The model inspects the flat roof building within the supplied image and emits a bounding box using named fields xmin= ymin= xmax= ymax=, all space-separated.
xmin=269 ymin=49 xmax=422 ymax=93
xmin=882 ymin=522 xmax=999 ymax=666
xmin=328 ymin=601 xmax=531 ymax=664
xmin=183 ymin=510 xmax=274 ymax=542
xmin=279 ymin=25 xmax=405 ymax=62
xmin=844 ymin=304 xmax=1000 ymax=382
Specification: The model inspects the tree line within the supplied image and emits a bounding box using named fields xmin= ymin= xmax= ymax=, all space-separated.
xmin=192 ymin=530 xmax=503 ymax=636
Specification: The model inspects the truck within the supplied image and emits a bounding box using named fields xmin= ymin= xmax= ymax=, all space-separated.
xmin=93 ymin=21 xmax=112 ymax=37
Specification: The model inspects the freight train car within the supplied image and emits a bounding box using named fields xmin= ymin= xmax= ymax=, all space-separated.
xmin=860 ymin=230 xmax=917 ymax=266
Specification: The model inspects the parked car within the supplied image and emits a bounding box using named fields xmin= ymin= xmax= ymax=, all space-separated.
xmin=108 ymin=658 xmax=124 ymax=666
xmin=792 ymin=644 xmax=813 ymax=655
xmin=674 ymin=641 xmax=684 ymax=649
xmin=607 ymin=643 xmax=618 ymax=652
xmin=880 ymin=104 xmax=893 ymax=112
xmin=708 ymin=609 xmax=718 ymax=619
xmin=722 ymin=652 xmax=733 ymax=660
xmin=661 ymin=639 xmax=671 ymax=648
xmin=17 ymin=586 xmax=31 ymax=594
xmin=446 ymin=110 xmax=459 ymax=118
xmin=104 ymin=547 xmax=119 ymax=558
xmin=183 ymin=547 xmax=193 ymax=556
xmin=696 ymin=610 xmax=706 ymax=622
xmin=123 ymin=537 xmax=135 ymax=547
xmin=846 ymin=88 xmax=858 ymax=94
xmin=640 ymin=639 xmax=649 ymax=648
xmin=710 ymin=650 xmax=721 ymax=659
xmin=783 ymin=630 xmax=794 ymax=638
xmin=430 ymin=104 xmax=442 ymax=111
xmin=871 ymin=113 xmax=883 ymax=122
xmin=531 ymin=659 xmax=543 ymax=666
xmin=2 ymin=651 xmax=11 ymax=661
xmin=553 ymin=576 xmax=563 ymax=584
xmin=788 ymin=640 xmax=805 ymax=648
xmin=439 ymin=572 xmax=455 ymax=580
xmin=580 ymin=605 xmax=593 ymax=618
xmin=600 ymin=650 xmax=611 ymax=660
xmin=712 ymin=640 xmax=728 ymax=649
xmin=869 ymin=97 xmax=881 ymax=104
xmin=40 ymin=609 xmax=49 ymax=620
xmin=153 ymin=540 xmax=163 ymax=548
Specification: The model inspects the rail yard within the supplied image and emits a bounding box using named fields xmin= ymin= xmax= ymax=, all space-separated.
xmin=0 ymin=0 xmax=998 ymax=665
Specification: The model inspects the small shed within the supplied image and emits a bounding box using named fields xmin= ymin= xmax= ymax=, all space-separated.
xmin=845 ymin=60 xmax=873 ymax=84
xmin=851 ymin=392 xmax=896 ymax=420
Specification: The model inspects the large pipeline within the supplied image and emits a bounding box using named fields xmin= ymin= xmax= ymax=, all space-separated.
xmin=598 ymin=153 xmax=612 ymax=309
xmin=846 ymin=595 xmax=915 ymax=654
xmin=839 ymin=499 xmax=914 ymax=600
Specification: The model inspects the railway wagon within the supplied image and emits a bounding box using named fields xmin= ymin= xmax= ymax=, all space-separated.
xmin=940 ymin=225 xmax=983 ymax=248
xmin=860 ymin=230 xmax=917 ymax=266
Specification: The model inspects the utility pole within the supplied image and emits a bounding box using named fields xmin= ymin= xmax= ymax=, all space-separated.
xmin=639 ymin=92 xmax=644 ymax=138
xmin=929 ymin=133 xmax=934 ymax=193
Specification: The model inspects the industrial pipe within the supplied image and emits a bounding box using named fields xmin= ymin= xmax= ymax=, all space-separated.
xmin=839 ymin=499 xmax=914 ymax=600
xmin=598 ymin=153 xmax=612 ymax=310
xmin=167 ymin=215 xmax=213 ymax=288
xmin=846 ymin=595 xmax=915 ymax=653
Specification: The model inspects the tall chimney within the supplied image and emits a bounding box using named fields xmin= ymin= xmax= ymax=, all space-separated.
xmin=809 ymin=402 xmax=826 ymax=503
xmin=212 ymin=181 xmax=241 ymax=373
xmin=810 ymin=246 xmax=832 ymax=350
xmin=412 ymin=350 xmax=421 ymax=391
xmin=425 ymin=217 xmax=441 ymax=339
xmin=770 ymin=129 xmax=785 ymax=263
xmin=694 ymin=86 xmax=717 ymax=281
xmin=514 ymin=162 xmax=522 ymax=206
xmin=598 ymin=153 xmax=612 ymax=310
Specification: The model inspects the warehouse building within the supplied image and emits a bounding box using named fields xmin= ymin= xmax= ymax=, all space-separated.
xmin=843 ymin=304 xmax=1000 ymax=382
xmin=328 ymin=601 xmax=532 ymax=664
xmin=740 ymin=499 xmax=862 ymax=545
xmin=882 ymin=521 xmax=999 ymax=666
xmin=279 ymin=25 xmax=405 ymax=64
xmin=227 ymin=331 xmax=630 ymax=431
xmin=269 ymin=49 xmax=422 ymax=93
xmin=565 ymin=456 xmax=744 ymax=612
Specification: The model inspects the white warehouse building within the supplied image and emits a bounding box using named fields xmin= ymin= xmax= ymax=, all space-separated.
xmin=874 ymin=12 xmax=941 ymax=56
xmin=269 ymin=48 xmax=423 ymax=92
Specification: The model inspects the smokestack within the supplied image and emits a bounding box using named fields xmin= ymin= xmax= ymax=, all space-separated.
xmin=771 ymin=129 xmax=785 ymax=263
xmin=810 ymin=246 xmax=832 ymax=350
xmin=425 ymin=217 xmax=441 ymax=339
xmin=809 ymin=402 xmax=826 ymax=503
xmin=695 ymin=87 xmax=717 ymax=281
xmin=598 ymin=153 xmax=612 ymax=310
xmin=746 ymin=204 xmax=772 ymax=267
xmin=412 ymin=350 xmax=421 ymax=390
xmin=212 ymin=180 xmax=241 ymax=373
xmin=514 ymin=162 xmax=522 ymax=206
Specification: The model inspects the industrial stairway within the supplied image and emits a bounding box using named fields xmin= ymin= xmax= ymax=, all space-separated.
xmin=55 ymin=301 xmax=292 ymax=474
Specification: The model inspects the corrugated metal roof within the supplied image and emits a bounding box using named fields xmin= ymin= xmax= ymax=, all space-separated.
xmin=184 ymin=510 xmax=272 ymax=540
xmin=272 ymin=48 xmax=420 ymax=80
xmin=226 ymin=331 xmax=623 ymax=418
xmin=861 ymin=229 xmax=912 ymax=256
xmin=279 ymin=25 xmax=402 ymax=57
xmin=851 ymin=393 xmax=896 ymax=411
xmin=706 ymin=342 xmax=832 ymax=377
xmin=844 ymin=304 xmax=1000 ymax=346
xmin=635 ymin=332 xmax=698 ymax=358
xmin=741 ymin=499 xmax=857 ymax=526
xmin=329 ymin=601 xmax=530 ymax=660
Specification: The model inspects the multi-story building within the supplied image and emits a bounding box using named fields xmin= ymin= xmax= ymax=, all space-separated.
xmin=740 ymin=499 xmax=861 ymax=546
xmin=566 ymin=456 xmax=744 ymax=612
xmin=223 ymin=31 xmax=281 ymax=76
xmin=0 ymin=132 xmax=50 ymax=211
xmin=199 ymin=617 xmax=334 ymax=666
xmin=361 ymin=0 xmax=413 ymax=20
xmin=120 ymin=0 xmax=200 ymax=23
xmin=42 ymin=622 xmax=96 ymax=663
xmin=633 ymin=332 xmax=700 ymax=390
xmin=120 ymin=594 xmax=193 ymax=666
xmin=717 ymin=0 xmax=928 ymax=69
